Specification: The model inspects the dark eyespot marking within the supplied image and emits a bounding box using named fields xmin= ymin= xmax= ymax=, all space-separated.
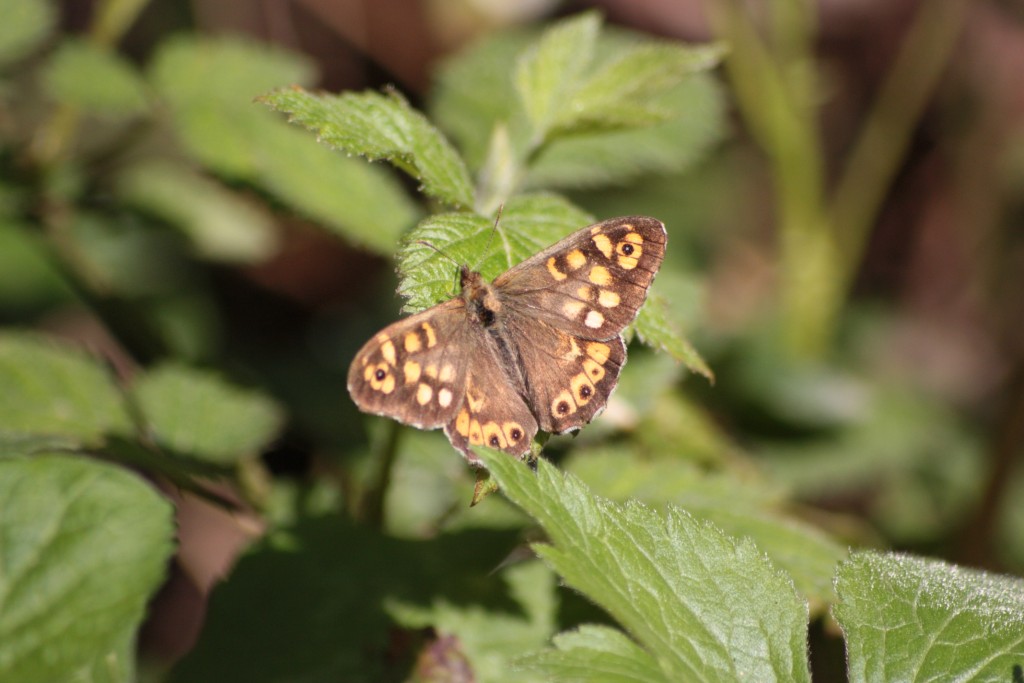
xmin=621 ymin=244 xmax=634 ymax=255
xmin=557 ymin=401 xmax=570 ymax=415
xmin=489 ymin=435 xmax=500 ymax=447
xmin=374 ymin=369 xmax=387 ymax=381
xmin=510 ymin=428 xmax=522 ymax=441
xmin=579 ymin=385 xmax=592 ymax=399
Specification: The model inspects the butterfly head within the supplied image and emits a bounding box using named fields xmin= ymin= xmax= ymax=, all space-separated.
xmin=460 ymin=266 xmax=501 ymax=328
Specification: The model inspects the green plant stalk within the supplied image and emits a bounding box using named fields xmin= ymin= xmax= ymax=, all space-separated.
xmin=30 ymin=0 xmax=148 ymax=168
xmin=90 ymin=0 xmax=151 ymax=48
xmin=710 ymin=0 xmax=968 ymax=359
xmin=708 ymin=0 xmax=837 ymax=359
xmin=829 ymin=0 xmax=970 ymax=295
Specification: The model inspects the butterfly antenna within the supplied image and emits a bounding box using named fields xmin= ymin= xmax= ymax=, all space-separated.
xmin=415 ymin=239 xmax=463 ymax=294
xmin=414 ymin=239 xmax=461 ymax=268
xmin=471 ymin=204 xmax=505 ymax=271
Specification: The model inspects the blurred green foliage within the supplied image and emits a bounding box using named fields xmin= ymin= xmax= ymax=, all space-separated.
xmin=0 ymin=1 xmax=1021 ymax=682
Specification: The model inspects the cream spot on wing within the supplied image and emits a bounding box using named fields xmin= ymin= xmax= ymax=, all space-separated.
xmin=439 ymin=363 xmax=456 ymax=383
xmin=438 ymin=388 xmax=453 ymax=408
xmin=591 ymin=233 xmax=613 ymax=259
xmin=615 ymin=233 xmax=643 ymax=270
xmin=566 ymin=249 xmax=587 ymax=270
xmin=577 ymin=285 xmax=594 ymax=300
xmin=502 ymin=422 xmax=524 ymax=444
xmin=467 ymin=390 xmax=485 ymax=412
xmin=404 ymin=360 xmax=421 ymax=384
xmin=551 ymin=390 xmax=577 ymax=418
xmin=587 ymin=342 xmax=611 ymax=364
xmin=421 ymin=322 xmax=437 ymax=348
xmin=380 ymin=340 xmax=396 ymax=366
xmin=404 ymin=332 xmax=421 ymax=353
xmin=598 ymin=289 xmax=620 ymax=308
xmin=583 ymin=358 xmax=605 ymax=383
xmin=469 ymin=420 xmax=483 ymax=445
xmin=585 ymin=310 xmax=605 ymax=329
xmin=571 ymin=372 xmax=596 ymax=406
xmin=482 ymin=422 xmax=507 ymax=449
xmin=562 ymin=337 xmax=582 ymax=361
xmin=368 ymin=363 xmax=393 ymax=391
xmin=416 ymin=383 xmax=433 ymax=405
xmin=425 ymin=364 xmax=438 ymax=379
xmin=588 ymin=265 xmax=612 ymax=286
xmin=563 ymin=300 xmax=586 ymax=318
xmin=546 ymin=256 xmax=567 ymax=281
xmin=455 ymin=409 xmax=470 ymax=436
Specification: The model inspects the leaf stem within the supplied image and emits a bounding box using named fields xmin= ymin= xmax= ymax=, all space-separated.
xmin=829 ymin=0 xmax=970 ymax=294
xmin=360 ymin=419 xmax=403 ymax=529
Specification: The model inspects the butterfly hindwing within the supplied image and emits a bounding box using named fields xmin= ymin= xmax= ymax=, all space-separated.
xmin=443 ymin=340 xmax=539 ymax=459
xmin=501 ymin=316 xmax=627 ymax=434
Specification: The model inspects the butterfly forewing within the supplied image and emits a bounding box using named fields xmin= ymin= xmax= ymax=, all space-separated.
xmin=347 ymin=300 xmax=469 ymax=429
xmin=494 ymin=216 xmax=667 ymax=340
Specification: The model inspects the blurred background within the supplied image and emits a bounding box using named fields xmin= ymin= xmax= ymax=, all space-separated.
xmin=3 ymin=0 xmax=1024 ymax=679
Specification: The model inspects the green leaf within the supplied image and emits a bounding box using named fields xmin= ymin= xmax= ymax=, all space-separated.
xmin=556 ymin=43 xmax=724 ymax=132
xmin=515 ymin=12 xmax=600 ymax=141
xmin=116 ymin=160 xmax=278 ymax=263
xmin=833 ymin=551 xmax=1024 ymax=682
xmin=0 ymin=332 xmax=133 ymax=445
xmin=633 ymin=294 xmax=713 ymax=380
xmin=0 ymin=455 xmax=175 ymax=683
xmin=759 ymin=385 xmax=983 ymax=543
xmin=151 ymin=35 xmax=314 ymax=116
xmin=0 ymin=220 xmax=73 ymax=314
xmin=151 ymin=36 xmax=416 ymax=254
xmin=0 ymin=0 xmax=55 ymax=66
xmin=150 ymin=35 xmax=313 ymax=177
xmin=430 ymin=30 xmax=533 ymax=171
xmin=565 ymin=450 xmax=845 ymax=606
xmin=525 ymin=74 xmax=726 ymax=190
xmin=254 ymin=122 xmax=420 ymax=254
xmin=480 ymin=450 xmax=811 ymax=682
xmin=520 ymin=624 xmax=668 ymax=683
xmin=133 ymin=363 xmax=284 ymax=464
xmin=44 ymin=40 xmax=147 ymax=115
xmin=261 ymin=87 xmax=474 ymax=209
xmin=395 ymin=194 xmax=592 ymax=313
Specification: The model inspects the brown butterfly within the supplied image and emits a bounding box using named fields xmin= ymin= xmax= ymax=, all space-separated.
xmin=347 ymin=216 xmax=667 ymax=463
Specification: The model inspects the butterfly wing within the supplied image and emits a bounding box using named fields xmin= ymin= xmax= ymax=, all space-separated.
xmin=347 ymin=297 xmax=539 ymax=460
xmin=442 ymin=339 xmax=539 ymax=461
xmin=494 ymin=216 xmax=667 ymax=340
xmin=500 ymin=315 xmax=627 ymax=433
xmin=347 ymin=300 xmax=470 ymax=430
xmin=495 ymin=216 xmax=665 ymax=433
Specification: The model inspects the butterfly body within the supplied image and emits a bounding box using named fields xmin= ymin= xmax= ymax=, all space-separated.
xmin=348 ymin=216 xmax=666 ymax=463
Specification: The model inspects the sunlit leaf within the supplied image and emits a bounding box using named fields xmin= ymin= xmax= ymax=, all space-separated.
xmin=481 ymin=451 xmax=811 ymax=682
xmin=834 ymin=552 xmax=1024 ymax=682
xmin=0 ymin=455 xmax=175 ymax=683
xmin=133 ymin=363 xmax=284 ymax=464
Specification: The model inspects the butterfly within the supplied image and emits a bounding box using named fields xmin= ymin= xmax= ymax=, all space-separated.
xmin=347 ymin=216 xmax=667 ymax=463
